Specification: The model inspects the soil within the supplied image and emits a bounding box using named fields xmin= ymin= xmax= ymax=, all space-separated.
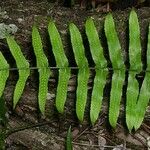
xmin=0 ymin=0 xmax=150 ymax=149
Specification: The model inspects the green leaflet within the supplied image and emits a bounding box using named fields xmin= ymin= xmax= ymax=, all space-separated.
xmin=69 ymin=23 xmax=89 ymax=122
xmin=104 ymin=13 xmax=124 ymax=69
xmin=69 ymin=23 xmax=89 ymax=68
xmin=32 ymin=25 xmax=50 ymax=114
xmin=0 ymin=52 xmax=9 ymax=98
xmin=109 ymin=71 xmax=125 ymax=128
xmin=134 ymin=73 xmax=150 ymax=130
xmin=90 ymin=70 xmax=107 ymax=125
xmin=129 ymin=9 xmax=142 ymax=71
xmin=85 ymin=18 xmax=107 ymax=124
xmin=126 ymin=72 xmax=139 ymax=132
xmin=126 ymin=10 xmax=143 ymax=131
xmin=66 ymin=126 xmax=73 ymax=150
xmin=6 ymin=36 xmax=30 ymax=109
xmin=85 ymin=18 xmax=107 ymax=69
xmin=134 ymin=25 xmax=150 ymax=130
xmin=55 ymin=69 xmax=70 ymax=113
xmin=104 ymin=13 xmax=125 ymax=128
xmin=48 ymin=21 xmax=71 ymax=113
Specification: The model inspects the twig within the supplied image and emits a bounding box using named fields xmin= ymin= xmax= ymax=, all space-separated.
xmin=5 ymin=121 xmax=56 ymax=138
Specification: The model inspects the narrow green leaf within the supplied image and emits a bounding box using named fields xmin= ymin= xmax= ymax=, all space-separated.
xmin=38 ymin=68 xmax=50 ymax=114
xmin=32 ymin=25 xmax=50 ymax=114
xmin=85 ymin=18 xmax=107 ymax=68
xmin=55 ymin=68 xmax=70 ymax=113
xmin=0 ymin=52 xmax=9 ymax=98
xmin=129 ymin=9 xmax=142 ymax=71
xmin=126 ymin=72 xmax=139 ymax=132
xmin=109 ymin=70 xmax=125 ymax=128
xmin=48 ymin=21 xmax=71 ymax=113
xmin=66 ymin=126 xmax=73 ymax=150
xmin=85 ymin=18 xmax=108 ymax=124
xmin=134 ymin=73 xmax=150 ymax=130
xmin=90 ymin=70 xmax=107 ymax=125
xmin=104 ymin=13 xmax=124 ymax=69
xmin=48 ymin=21 xmax=69 ymax=67
xmin=134 ymin=27 xmax=150 ymax=130
xmin=69 ymin=23 xmax=89 ymax=68
xmin=76 ymin=68 xmax=89 ymax=121
xmin=69 ymin=23 xmax=89 ymax=121
xmin=6 ymin=36 xmax=30 ymax=109
xmin=104 ymin=13 xmax=125 ymax=128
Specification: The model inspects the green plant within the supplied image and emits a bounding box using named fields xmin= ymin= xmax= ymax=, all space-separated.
xmin=104 ymin=13 xmax=125 ymax=128
xmin=69 ymin=23 xmax=90 ymax=122
xmin=48 ymin=21 xmax=71 ymax=113
xmin=66 ymin=126 xmax=73 ymax=150
xmin=85 ymin=18 xmax=107 ymax=125
xmin=0 ymin=9 xmax=149 ymax=132
xmin=6 ymin=36 xmax=30 ymax=109
xmin=32 ymin=25 xmax=51 ymax=114
xmin=0 ymin=52 xmax=9 ymax=98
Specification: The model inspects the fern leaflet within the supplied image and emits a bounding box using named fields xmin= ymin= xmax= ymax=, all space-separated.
xmin=104 ymin=13 xmax=125 ymax=128
xmin=6 ymin=36 xmax=30 ymax=109
xmin=85 ymin=18 xmax=107 ymax=124
xmin=48 ymin=21 xmax=71 ymax=113
xmin=129 ymin=9 xmax=142 ymax=71
xmin=0 ymin=52 xmax=9 ymax=98
xmin=69 ymin=23 xmax=90 ymax=122
xmin=133 ymin=24 xmax=150 ymax=130
xmin=32 ymin=25 xmax=50 ymax=114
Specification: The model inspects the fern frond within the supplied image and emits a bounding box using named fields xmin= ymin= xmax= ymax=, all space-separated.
xmin=6 ymin=36 xmax=30 ymax=109
xmin=85 ymin=18 xmax=107 ymax=124
xmin=129 ymin=9 xmax=142 ymax=71
xmin=104 ymin=13 xmax=125 ymax=128
xmin=32 ymin=25 xmax=50 ymax=114
xmin=48 ymin=21 xmax=71 ymax=113
xmin=0 ymin=52 xmax=9 ymax=98
xmin=69 ymin=23 xmax=89 ymax=122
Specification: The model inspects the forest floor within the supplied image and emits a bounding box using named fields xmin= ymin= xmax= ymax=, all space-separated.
xmin=0 ymin=0 xmax=150 ymax=149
